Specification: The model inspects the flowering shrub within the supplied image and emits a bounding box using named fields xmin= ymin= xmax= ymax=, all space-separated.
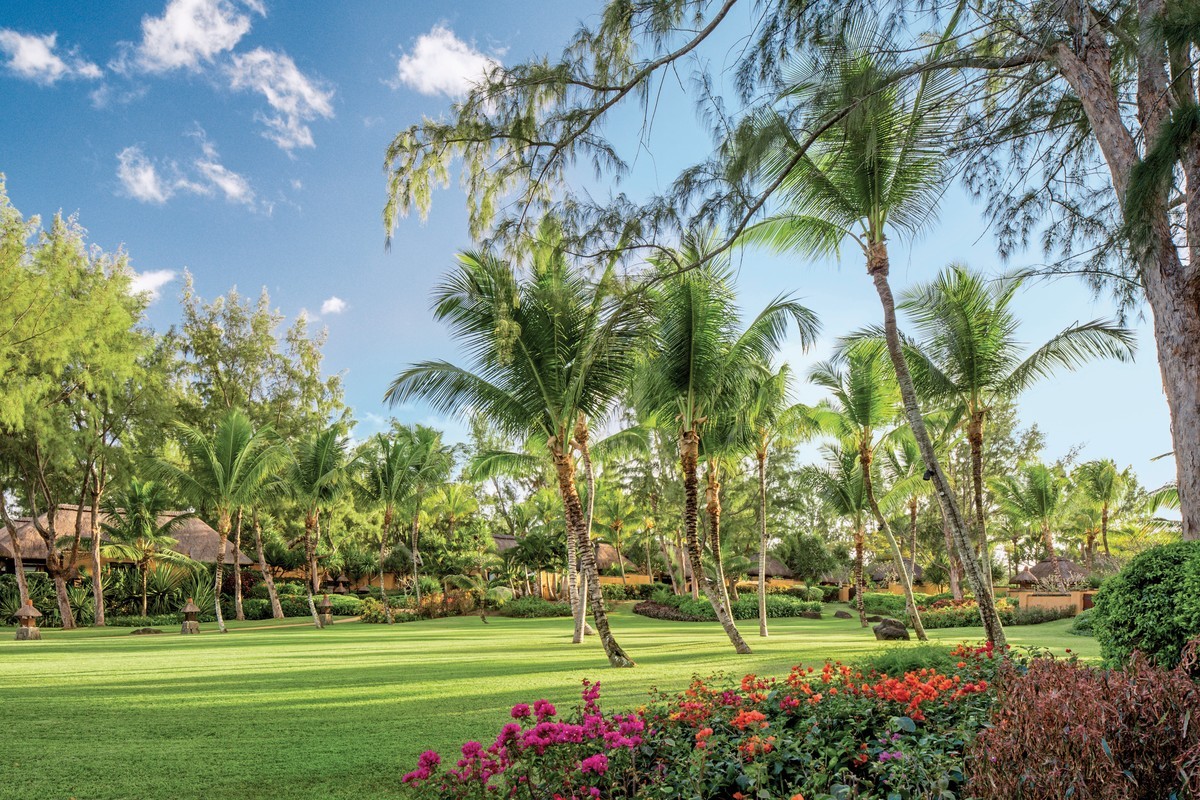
xmin=400 ymin=645 xmax=1006 ymax=799
xmin=400 ymin=680 xmax=646 ymax=799
xmin=633 ymin=593 xmax=821 ymax=622
xmin=359 ymin=598 xmax=420 ymax=624
xmin=967 ymin=642 xmax=1200 ymax=799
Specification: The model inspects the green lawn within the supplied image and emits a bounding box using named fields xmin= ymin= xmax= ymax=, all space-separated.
xmin=0 ymin=604 xmax=1095 ymax=800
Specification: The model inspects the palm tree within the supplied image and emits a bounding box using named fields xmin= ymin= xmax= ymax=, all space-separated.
xmin=741 ymin=365 xmax=816 ymax=637
xmin=991 ymin=463 xmax=1069 ymax=588
xmin=734 ymin=25 xmax=1006 ymax=644
xmin=286 ymin=424 xmax=353 ymax=628
xmin=354 ymin=430 xmax=428 ymax=623
xmin=445 ymin=571 xmax=514 ymax=624
xmin=430 ymin=483 xmax=479 ymax=553
xmin=1073 ymin=459 xmax=1128 ymax=560
xmin=896 ymin=265 xmax=1134 ymax=576
xmin=99 ymin=479 xmax=197 ymax=617
xmin=637 ymin=242 xmax=819 ymax=654
xmin=406 ymin=425 xmax=454 ymax=606
xmin=152 ymin=409 xmax=287 ymax=633
xmin=802 ymin=444 xmax=870 ymax=625
xmin=594 ymin=487 xmax=638 ymax=586
xmin=809 ymin=343 xmax=927 ymax=639
xmin=386 ymin=248 xmax=646 ymax=668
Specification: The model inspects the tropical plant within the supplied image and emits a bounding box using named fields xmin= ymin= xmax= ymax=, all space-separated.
xmin=593 ymin=487 xmax=638 ymax=586
xmin=386 ymin=247 xmax=647 ymax=667
xmin=636 ymin=241 xmax=819 ymax=654
xmin=991 ymin=463 xmax=1069 ymax=588
xmin=100 ymin=479 xmax=197 ymax=616
xmin=445 ymin=571 xmax=515 ymax=624
xmin=152 ymin=409 xmax=287 ymax=632
xmin=802 ymin=443 xmax=870 ymax=624
xmin=1072 ymin=459 xmax=1129 ymax=561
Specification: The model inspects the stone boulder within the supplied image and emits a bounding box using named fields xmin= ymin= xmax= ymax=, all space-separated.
xmin=130 ymin=628 xmax=163 ymax=635
xmin=833 ymin=610 xmax=853 ymax=620
xmin=866 ymin=614 xmax=883 ymax=623
xmin=800 ymin=610 xmax=822 ymax=620
xmin=873 ymin=618 xmax=910 ymax=641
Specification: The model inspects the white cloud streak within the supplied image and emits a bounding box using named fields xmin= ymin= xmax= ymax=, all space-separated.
xmin=131 ymin=0 xmax=260 ymax=73
xmin=227 ymin=48 xmax=334 ymax=151
xmin=320 ymin=296 xmax=347 ymax=315
xmin=393 ymin=25 xmax=499 ymax=97
xmin=116 ymin=134 xmax=259 ymax=209
xmin=129 ymin=269 xmax=177 ymax=301
xmin=0 ymin=29 xmax=101 ymax=85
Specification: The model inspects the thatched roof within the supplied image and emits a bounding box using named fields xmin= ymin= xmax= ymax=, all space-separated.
xmin=818 ymin=567 xmax=850 ymax=585
xmin=1012 ymin=568 xmax=1038 ymax=585
xmin=746 ymin=552 xmax=794 ymax=579
xmin=868 ymin=558 xmax=924 ymax=583
xmin=0 ymin=506 xmax=252 ymax=566
xmin=492 ymin=533 xmax=519 ymax=553
xmin=595 ymin=543 xmax=634 ymax=571
xmin=1028 ymin=558 xmax=1089 ymax=585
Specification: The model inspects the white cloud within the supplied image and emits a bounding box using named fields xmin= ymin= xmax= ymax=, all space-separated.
xmin=0 ymin=29 xmax=101 ymax=85
xmin=192 ymin=134 xmax=255 ymax=205
xmin=116 ymin=146 xmax=178 ymax=203
xmin=320 ymin=296 xmax=347 ymax=315
xmin=227 ymin=48 xmax=334 ymax=151
xmin=129 ymin=269 xmax=177 ymax=301
xmin=393 ymin=25 xmax=499 ymax=97
xmin=131 ymin=0 xmax=260 ymax=73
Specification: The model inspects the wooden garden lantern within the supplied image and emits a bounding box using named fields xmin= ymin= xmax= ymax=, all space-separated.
xmin=334 ymin=574 xmax=350 ymax=595
xmin=180 ymin=598 xmax=200 ymax=635
xmin=14 ymin=599 xmax=42 ymax=641
xmin=318 ymin=594 xmax=333 ymax=627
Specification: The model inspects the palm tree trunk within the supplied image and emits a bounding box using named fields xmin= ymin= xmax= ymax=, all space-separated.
xmin=214 ymin=517 xmax=228 ymax=633
xmin=566 ymin=508 xmax=583 ymax=642
xmin=141 ymin=564 xmax=149 ymax=617
xmin=305 ymin=514 xmax=323 ymax=628
xmin=944 ymin=518 xmax=963 ymax=600
xmin=412 ymin=513 xmax=422 ymax=605
xmin=757 ymin=450 xmax=769 ymax=638
xmin=253 ymin=513 xmax=283 ymax=619
xmin=617 ymin=527 xmax=627 ymax=585
xmin=233 ymin=509 xmax=245 ymax=621
xmin=682 ymin=430 xmax=751 ymax=653
xmin=909 ymin=498 xmax=918 ymax=565
xmin=854 ymin=520 xmax=867 ymax=627
xmin=576 ymin=425 xmax=598 ymax=638
xmin=90 ymin=507 xmax=105 ymax=626
xmin=867 ymin=242 xmax=1006 ymax=646
xmin=552 ymin=445 xmax=634 ymax=668
xmin=860 ymin=444 xmax=927 ymax=640
xmin=968 ymin=412 xmax=992 ymax=585
xmin=1044 ymin=523 xmax=1067 ymax=589
xmin=1101 ymin=503 xmax=1111 ymax=556
xmin=705 ymin=460 xmax=733 ymax=620
xmin=380 ymin=508 xmax=394 ymax=624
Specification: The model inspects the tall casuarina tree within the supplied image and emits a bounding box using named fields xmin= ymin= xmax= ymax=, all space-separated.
xmin=386 ymin=248 xmax=647 ymax=668
xmin=637 ymin=239 xmax=819 ymax=654
xmin=153 ymin=410 xmax=286 ymax=633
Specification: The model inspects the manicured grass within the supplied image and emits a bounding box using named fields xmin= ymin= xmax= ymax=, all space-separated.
xmin=0 ymin=604 xmax=1096 ymax=800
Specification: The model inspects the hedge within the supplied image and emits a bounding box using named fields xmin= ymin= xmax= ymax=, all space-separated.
xmin=633 ymin=593 xmax=821 ymax=622
xmin=499 ymin=597 xmax=573 ymax=618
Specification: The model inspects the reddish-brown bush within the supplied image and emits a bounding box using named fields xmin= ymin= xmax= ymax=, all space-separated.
xmin=967 ymin=643 xmax=1200 ymax=799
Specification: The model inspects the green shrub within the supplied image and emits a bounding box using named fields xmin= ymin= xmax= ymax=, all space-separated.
xmin=1093 ymin=541 xmax=1200 ymax=672
xmin=804 ymin=586 xmax=824 ymax=602
xmin=600 ymin=584 xmax=631 ymax=602
xmin=861 ymin=592 xmax=910 ymax=616
xmin=499 ymin=597 xmax=572 ymax=618
xmin=637 ymin=593 xmax=820 ymax=621
xmin=1069 ymin=608 xmax=1095 ymax=636
xmin=358 ymin=598 xmax=419 ymax=624
xmin=856 ymin=643 xmax=957 ymax=674
xmin=107 ymin=614 xmax=180 ymax=628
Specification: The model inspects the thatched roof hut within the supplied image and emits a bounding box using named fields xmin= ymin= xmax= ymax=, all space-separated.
xmin=867 ymin=558 xmax=924 ymax=584
xmin=594 ymin=543 xmax=635 ymax=572
xmin=818 ymin=567 xmax=850 ymax=585
xmin=746 ymin=552 xmax=794 ymax=579
xmin=491 ymin=533 xmax=519 ymax=553
xmin=1011 ymin=568 xmax=1038 ymax=587
xmin=0 ymin=506 xmax=252 ymax=566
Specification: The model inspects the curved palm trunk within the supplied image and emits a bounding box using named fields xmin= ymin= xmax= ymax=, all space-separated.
xmin=380 ymin=506 xmax=394 ymax=624
xmin=141 ymin=560 xmax=150 ymax=617
xmin=854 ymin=519 xmax=867 ymax=627
xmin=757 ymin=449 xmax=769 ymax=638
xmin=576 ymin=427 xmax=598 ymax=639
xmin=682 ymin=430 xmax=751 ymax=653
xmin=552 ymin=445 xmax=634 ymax=668
xmin=944 ymin=518 xmax=963 ymax=600
xmin=616 ymin=526 xmax=627 ymax=585
xmin=867 ymin=242 xmax=1006 ymax=646
xmin=566 ymin=512 xmax=583 ymax=641
xmin=1101 ymin=503 xmax=1111 ymax=556
xmin=411 ymin=512 xmax=422 ymax=605
xmin=233 ymin=509 xmax=245 ymax=621
xmin=861 ymin=444 xmax=927 ymax=640
xmin=253 ymin=513 xmax=284 ymax=619
xmin=705 ymin=459 xmax=733 ymax=620
xmin=909 ymin=498 xmax=918 ymax=564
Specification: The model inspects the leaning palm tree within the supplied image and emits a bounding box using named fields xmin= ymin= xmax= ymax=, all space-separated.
xmin=286 ymin=424 xmax=353 ymax=628
xmin=386 ymin=248 xmax=647 ymax=668
xmin=152 ymin=410 xmax=287 ymax=633
xmin=636 ymin=240 xmax=819 ymax=654
xmin=809 ymin=342 xmax=927 ymax=640
xmin=991 ymin=463 xmax=1069 ymax=588
xmin=1073 ymin=459 xmax=1129 ymax=560
xmin=733 ymin=23 xmax=1005 ymax=644
xmin=100 ymin=479 xmax=197 ymax=617
xmin=895 ymin=265 xmax=1134 ymax=575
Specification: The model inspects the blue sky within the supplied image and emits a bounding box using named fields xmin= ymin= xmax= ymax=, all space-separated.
xmin=0 ymin=1 xmax=1176 ymax=490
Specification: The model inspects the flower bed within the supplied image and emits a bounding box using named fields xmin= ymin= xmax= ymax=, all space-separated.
xmin=399 ymin=643 xmax=1003 ymax=799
